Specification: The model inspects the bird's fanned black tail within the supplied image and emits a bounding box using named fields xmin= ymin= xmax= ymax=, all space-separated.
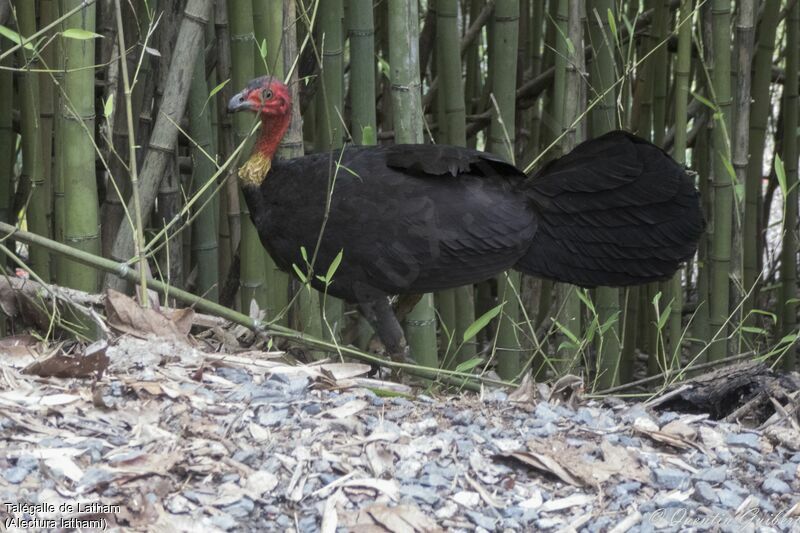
xmin=515 ymin=131 xmax=705 ymax=287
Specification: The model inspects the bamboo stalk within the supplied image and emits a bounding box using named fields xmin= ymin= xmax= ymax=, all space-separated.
xmin=62 ymin=0 xmax=101 ymax=294
xmin=228 ymin=0 xmax=268 ymax=311
xmin=435 ymin=0 xmax=476 ymax=366
xmin=588 ymin=0 xmax=620 ymax=389
xmin=348 ymin=0 xmax=377 ymax=145
xmin=708 ymin=0 xmax=733 ymax=361
xmin=488 ymin=0 xmax=522 ymax=380
xmin=188 ymin=49 xmax=220 ymax=302
xmin=743 ymin=0 xmax=780 ymax=328
xmin=387 ymin=0 xmax=438 ymax=368
xmin=669 ymin=0 xmax=693 ymax=369
xmin=15 ymin=0 xmax=50 ymax=281
xmin=779 ymin=0 xmax=799 ymax=370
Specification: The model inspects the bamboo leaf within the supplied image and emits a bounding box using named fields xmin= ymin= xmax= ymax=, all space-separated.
xmin=103 ymin=94 xmax=114 ymax=118
xmin=0 ymin=25 xmax=34 ymax=50
xmin=462 ymin=302 xmax=504 ymax=342
xmin=775 ymin=154 xmax=787 ymax=197
xmin=300 ymin=246 xmax=309 ymax=264
xmin=454 ymin=357 xmax=484 ymax=373
xmin=259 ymin=38 xmax=268 ymax=60
xmin=361 ymin=125 xmax=376 ymax=145
xmin=741 ymin=326 xmax=767 ymax=335
xmin=607 ymin=8 xmax=618 ymax=42
xmin=203 ymin=79 xmax=230 ymax=114
xmin=62 ymin=28 xmax=103 ymax=40
xmin=691 ymin=91 xmax=716 ymax=111
xmin=554 ymin=320 xmax=580 ymax=344
xmin=324 ymin=249 xmax=344 ymax=283
xmin=292 ymin=263 xmax=308 ymax=283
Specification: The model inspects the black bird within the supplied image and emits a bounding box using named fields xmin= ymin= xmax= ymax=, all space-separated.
xmin=228 ymin=76 xmax=704 ymax=359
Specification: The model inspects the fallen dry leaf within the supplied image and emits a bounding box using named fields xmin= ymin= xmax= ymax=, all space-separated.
xmin=105 ymin=289 xmax=190 ymax=342
xmin=24 ymin=344 xmax=109 ymax=379
xmin=367 ymin=503 xmax=442 ymax=533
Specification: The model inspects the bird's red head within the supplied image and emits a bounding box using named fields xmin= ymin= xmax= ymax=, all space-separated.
xmin=227 ymin=75 xmax=292 ymax=117
xmin=228 ymin=76 xmax=293 ymax=185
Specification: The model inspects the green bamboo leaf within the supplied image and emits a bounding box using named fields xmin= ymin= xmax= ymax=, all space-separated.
xmin=103 ymin=94 xmax=114 ymax=118
xmin=62 ymin=28 xmax=103 ymax=40
xmin=300 ymin=246 xmax=309 ymax=263
xmin=607 ymin=8 xmax=618 ymax=42
xmin=361 ymin=125 xmax=376 ymax=145
xmin=454 ymin=357 xmax=484 ymax=373
xmin=0 ymin=25 xmax=34 ymax=50
xmin=377 ymin=57 xmax=390 ymax=78
xmin=259 ymin=38 xmax=268 ymax=59
xmin=554 ymin=320 xmax=580 ymax=344
xmin=325 ymin=249 xmax=344 ymax=283
xmin=651 ymin=291 xmax=662 ymax=307
xmin=657 ymin=303 xmax=671 ymax=330
xmin=292 ymin=263 xmax=307 ymax=283
xmin=749 ymin=309 xmax=777 ymax=323
xmin=462 ymin=302 xmax=504 ymax=342
xmin=576 ymin=288 xmax=595 ymax=313
xmin=691 ymin=91 xmax=716 ymax=111
xmin=775 ymin=154 xmax=787 ymax=197
xmin=741 ymin=326 xmax=767 ymax=335
xmin=202 ymin=78 xmax=230 ymax=114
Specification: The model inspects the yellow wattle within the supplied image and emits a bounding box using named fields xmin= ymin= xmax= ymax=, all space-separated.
xmin=238 ymin=151 xmax=272 ymax=186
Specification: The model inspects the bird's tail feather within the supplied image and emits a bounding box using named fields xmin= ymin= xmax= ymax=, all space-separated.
xmin=515 ymin=131 xmax=705 ymax=287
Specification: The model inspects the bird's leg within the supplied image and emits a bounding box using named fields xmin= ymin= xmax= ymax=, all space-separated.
xmin=358 ymin=297 xmax=411 ymax=364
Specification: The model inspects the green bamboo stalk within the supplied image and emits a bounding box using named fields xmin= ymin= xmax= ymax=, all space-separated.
xmin=347 ymin=0 xmax=377 ymax=347
xmin=668 ymin=0 xmax=692 ymax=368
xmin=779 ymin=0 xmax=798 ymax=370
xmin=387 ymin=0 xmax=437 ymax=367
xmin=436 ymin=0 xmax=475 ymax=366
xmin=731 ymin=0 xmax=755 ymax=351
xmin=61 ymin=0 xmax=100 ymax=293
xmin=39 ymin=0 xmax=56 ymax=280
xmin=489 ymin=0 xmax=521 ymax=380
xmin=743 ymin=0 xmax=780 ymax=326
xmin=0 ymin=220 xmax=510 ymax=392
xmin=15 ymin=0 xmax=50 ymax=281
xmin=348 ymin=0 xmax=377 ymax=145
xmin=228 ymin=0 xmax=268 ymax=312
xmin=250 ymin=0 xmax=290 ymax=324
xmin=0 ymin=41 xmax=12 ymax=229
xmin=651 ymin=0 xmax=668 ymax=146
xmin=692 ymin=114 xmax=711 ymax=363
xmin=707 ymin=0 xmax=732 ymax=361
xmin=651 ymin=0 xmax=675 ymax=368
xmin=588 ymin=0 xmax=620 ymax=389
xmin=188 ymin=50 xmax=219 ymax=302
xmin=287 ymin=0 xmax=322 ymax=344
xmin=314 ymin=0 xmax=345 ymax=341
xmin=214 ymin=0 xmax=238 ymax=292
xmin=553 ymin=0 xmax=581 ymax=375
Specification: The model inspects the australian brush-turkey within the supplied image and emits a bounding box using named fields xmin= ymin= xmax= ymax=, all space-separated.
xmin=228 ymin=76 xmax=704 ymax=359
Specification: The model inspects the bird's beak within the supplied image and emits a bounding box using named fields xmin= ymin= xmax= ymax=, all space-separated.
xmin=227 ymin=89 xmax=251 ymax=113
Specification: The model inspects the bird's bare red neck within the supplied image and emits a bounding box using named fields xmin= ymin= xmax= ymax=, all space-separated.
xmin=255 ymin=112 xmax=291 ymax=160
xmin=239 ymin=112 xmax=291 ymax=187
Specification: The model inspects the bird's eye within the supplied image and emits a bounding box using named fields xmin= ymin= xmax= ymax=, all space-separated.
xmin=262 ymin=89 xmax=273 ymax=100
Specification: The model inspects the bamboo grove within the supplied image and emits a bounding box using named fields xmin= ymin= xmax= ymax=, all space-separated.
xmin=0 ymin=0 xmax=797 ymax=391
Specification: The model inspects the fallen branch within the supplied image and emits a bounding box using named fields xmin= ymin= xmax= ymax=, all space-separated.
xmin=0 ymin=222 xmax=512 ymax=392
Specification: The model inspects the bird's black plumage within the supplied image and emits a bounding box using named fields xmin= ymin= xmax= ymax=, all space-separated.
xmin=240 ymin=131 xmax=704 ymax=303
xmin=228 ymin=77 xmax=704 ymax=358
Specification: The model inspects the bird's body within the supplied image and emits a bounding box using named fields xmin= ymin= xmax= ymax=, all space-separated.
xmin=242 ymin=144 xmax=534 ymax=302
xmin=228 ymin=76 xmax=705 ymax=358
